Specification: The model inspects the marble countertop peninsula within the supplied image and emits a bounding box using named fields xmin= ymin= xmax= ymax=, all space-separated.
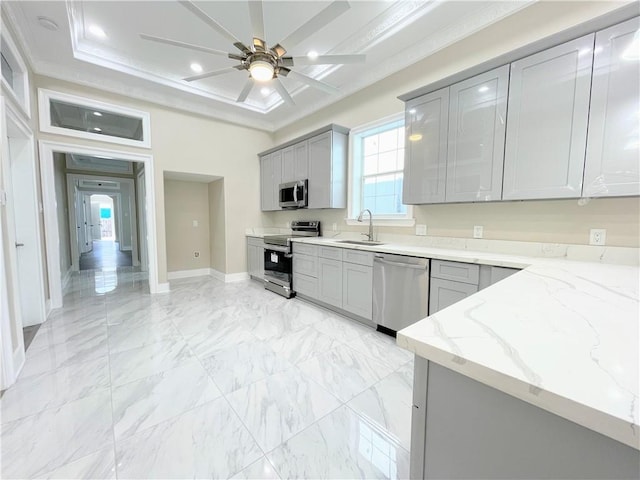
xmin=288 ymin=236 xmax=640 ymax=450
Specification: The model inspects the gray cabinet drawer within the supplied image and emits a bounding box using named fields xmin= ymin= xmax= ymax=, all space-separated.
xmin=319 ymin=246 xmax=342 ymax=261
xmin=431 ymin=260 xmax=479 ymax=285
xmin=293 ymin=253 xmax=318 ymax=278
xmin=292 ymin=243 xmax=318 ymax=256
xmin=247 ymin=236 xmax=265 ymax=247
xmin=342 ymin=249 xmax=374 ymax=267
xmin=293 ymin=273 xmax=318 ymax=298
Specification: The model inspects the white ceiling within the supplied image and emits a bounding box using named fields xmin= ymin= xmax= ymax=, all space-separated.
xmin=4 ymin=0 xmax=534 ymax=131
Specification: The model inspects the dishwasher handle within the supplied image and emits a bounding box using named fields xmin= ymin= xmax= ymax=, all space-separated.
xmin=374 ymin=257 xmax=428 ymax=270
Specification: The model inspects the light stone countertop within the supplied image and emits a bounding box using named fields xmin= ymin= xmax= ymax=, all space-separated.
xmin=289 ymin=236 xmax=640 ymax=450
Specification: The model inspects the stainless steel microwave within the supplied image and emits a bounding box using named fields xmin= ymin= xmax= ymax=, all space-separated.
xmin=279 ymin=180 xmax=308 ymax=209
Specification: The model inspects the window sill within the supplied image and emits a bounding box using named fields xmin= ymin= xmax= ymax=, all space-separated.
xmin=344 ymin=217 xmax=416 ymax=227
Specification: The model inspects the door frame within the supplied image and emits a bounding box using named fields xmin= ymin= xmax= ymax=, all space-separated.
xmin=39 ymin=141 xmax=160 ymax=308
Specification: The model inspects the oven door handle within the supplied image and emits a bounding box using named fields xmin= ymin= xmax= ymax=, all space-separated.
xmin=265 ymin=244 xmax=290 ymax=253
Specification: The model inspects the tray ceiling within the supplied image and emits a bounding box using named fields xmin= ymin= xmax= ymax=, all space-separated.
xmin=4 ymin=1 xmax=534 ymax=131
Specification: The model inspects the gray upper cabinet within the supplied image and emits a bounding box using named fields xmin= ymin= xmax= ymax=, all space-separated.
xmin=583 ymin=17 xmax=640 ymax=197
xmin=403 ymin=87 xmax=449 ymax=204
xmin=446 ymin=66 xmax=509 ymax=202
xmin=260 ymin=153 xmax=282 ymax=211
xmin=502 ymin=34 xmax=595 ymax=200
xmin=281 ymin=146 xmax=296 ymax=183
xmin=281 ymin=141 xmax=310 ymax=183
xmin=308 ymin=131 xmax=348 ymax=209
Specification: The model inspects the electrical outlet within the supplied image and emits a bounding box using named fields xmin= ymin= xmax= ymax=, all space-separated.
xmin=415 ymin=224 xmax=427 ymax=236
xmin=589 ymin=229 xmax=606 ymax=246
xmin=473 ymin=225 xmax=484 ymax=239
xmin=194 ymin=251 xmax=200 ymax=258
xmin=332 ymin=223 xmax=337 ymax=231
xmin=192 ymin=220 xmax=198 ymax=227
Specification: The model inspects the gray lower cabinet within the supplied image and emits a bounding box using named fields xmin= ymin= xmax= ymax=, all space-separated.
xmin=342 ymin=262 xmax=373 ymax=320
xmin=246 ymin=237 xmax=265 ymax=280
xmin=429 ymin=278 xmax=478 ymax=314
xmin=502 ymin=34 xmax=594 ymax=200
xmin=430 ymin=260 xmax=518 ymax=314
xmin=317 ymin=257 xmax=343 ymax=308
xmin=583 ymin=17 xmax=640 ymax=197
xmin=411 ymin=357 xmax=640 ymax=479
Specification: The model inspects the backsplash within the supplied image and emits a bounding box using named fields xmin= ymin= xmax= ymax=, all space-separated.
xmin=261 ymin=196 xmax=640 ymax=248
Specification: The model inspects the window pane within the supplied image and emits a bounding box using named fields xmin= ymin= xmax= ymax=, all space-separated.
xmin=363 ymin=196 xmax=376 ymax=211
xmin=363 ymin=154 xmax=378 ymax=175
xmin=363 ymin=177 xmax=376 ymax=197
xmin=377 ymin=151 xmax=398 ymax=174
xmin=378 ymin=129 xmax=398 ymax=153
xmin=363 ymin=135 xmax=379 ymax=156
xmin=375 ymin=174 xmax=396 ymax=195
xmin=397 ymin=148 xmax=405 ymax=170
xmin=49 ymin=99 xmax=144 ymax=141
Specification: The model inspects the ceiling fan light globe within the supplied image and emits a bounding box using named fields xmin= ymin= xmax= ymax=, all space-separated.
xmin=249 ymin=61 xmax=274 ymax=82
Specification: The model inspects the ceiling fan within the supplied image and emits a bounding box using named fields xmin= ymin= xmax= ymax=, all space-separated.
xmin=140 ymin=0 xmax=366 ymax=106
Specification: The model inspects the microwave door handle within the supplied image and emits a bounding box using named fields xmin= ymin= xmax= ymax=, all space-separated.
xmin=293 ymin=185 xmax=297 ymax=203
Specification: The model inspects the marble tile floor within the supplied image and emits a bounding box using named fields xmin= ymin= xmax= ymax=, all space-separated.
xmin=0 ymin=267 xmax=414 ymax=479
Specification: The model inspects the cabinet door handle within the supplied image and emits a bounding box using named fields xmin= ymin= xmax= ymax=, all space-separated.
xmin=15 ymin=243 xmax=24 ymax=247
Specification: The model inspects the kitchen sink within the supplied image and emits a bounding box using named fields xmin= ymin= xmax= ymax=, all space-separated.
xmin=336 ymin=240 xmax=385 ymax=246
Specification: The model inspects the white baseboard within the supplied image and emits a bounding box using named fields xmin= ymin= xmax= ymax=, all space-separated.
xmin=209 ymin=269 xmax=225 ymax=282
xmin=154 ymin=282 xmax=171 ymax=293
xmin=225 ymin=272 xmax=250 ymax=282
xmin=166 ymin=268 xmax=250 ymax=283
xmin=167 ymin=268 xmax=212 ymax=280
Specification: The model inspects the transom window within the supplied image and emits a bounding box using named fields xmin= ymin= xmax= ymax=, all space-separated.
xmin=349 ymin=114 xmax=413 ymax=223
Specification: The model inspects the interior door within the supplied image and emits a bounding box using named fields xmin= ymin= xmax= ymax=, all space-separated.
xmin=6 ymin=134 xmax=46 ymax=327
xmin=90 ymin=198 xmax=101 ymax=239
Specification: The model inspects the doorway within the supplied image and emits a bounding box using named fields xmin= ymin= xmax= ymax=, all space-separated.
xmin=39 ymin=141 xmax=161 ymax=308
xmin=77 ymin=193 xmax=133 ymax=271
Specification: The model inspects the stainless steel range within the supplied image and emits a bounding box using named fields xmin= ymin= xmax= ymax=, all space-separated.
xmin=263 ymin=220 xmax=321 ymax=298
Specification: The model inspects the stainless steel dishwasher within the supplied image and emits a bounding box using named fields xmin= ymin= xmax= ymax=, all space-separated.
xmin=373 ymin=253 xmax=429 ymax=334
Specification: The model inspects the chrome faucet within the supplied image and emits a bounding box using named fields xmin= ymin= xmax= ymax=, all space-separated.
xmin=357 ymin=209 xmax=374 ymax=241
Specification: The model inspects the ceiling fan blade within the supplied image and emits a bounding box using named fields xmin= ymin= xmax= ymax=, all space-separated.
xmin=274 ymin=78 xmax=295 ymax=106
xmin=247 ymin=1 xmax=265 ymax=42
xmin=278 ymin=1 xmax=350 ymax=51
xmin=178 ymin=0 xmax=250 ymax=53
xmin=287 ymin=70 xmax=339 ymax=95
xmin=288 ymin=54 xmax=366 ymax=65
xmin=183 ymin=67 xmax=238 ymax=82
xmin=237 ymin=78 xmax=255 ymax=102
xmin=139 ymin=34 xmax=228 ymax=56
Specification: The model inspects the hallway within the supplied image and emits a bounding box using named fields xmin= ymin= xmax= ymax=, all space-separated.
xmin=0 ymin=269 xmax=412 ymax=478
xmin=79 ymin=240 xmax=133 ymax=270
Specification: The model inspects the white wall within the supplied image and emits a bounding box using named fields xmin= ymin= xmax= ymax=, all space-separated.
xmin=265 ymin=1 xmax=639 ymax=248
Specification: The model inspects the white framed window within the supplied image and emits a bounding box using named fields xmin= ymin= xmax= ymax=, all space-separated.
xmin=347 ymin=113 xmax=414 ymax=226
xmin=1 ymin=18 xmax=31 ymax=118
xmin=38 ymin=89 xmax=151 ymax=149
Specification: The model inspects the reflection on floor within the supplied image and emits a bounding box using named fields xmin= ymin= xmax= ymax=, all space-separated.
xmin=22 ymin=325 xmax=41 ymax=351
xmin=0 ymin=268 xmax=413 ymax=479
xmin=79 ymin=240 xmax=132 ymax=271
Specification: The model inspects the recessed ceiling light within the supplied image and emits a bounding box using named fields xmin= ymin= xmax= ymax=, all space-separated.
xmin=37 ymin=16 xmax=59 ymax=31
xmin=190 ymin=63 xmax=203 ymax=73
xmin=260 ymin=87 xmax=270 ymax=96
xmin=93 ymin=127 xmax=102 ymax=132
xmin=93 ymin=111 xmax=102 ymax=117
xmin=88 ymin=24 xmax=107 ymax=39
xmin=307 ymin=50 xmax=319 ymax=60
xmin=478 ymin=86 xmax=489 ymax=93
